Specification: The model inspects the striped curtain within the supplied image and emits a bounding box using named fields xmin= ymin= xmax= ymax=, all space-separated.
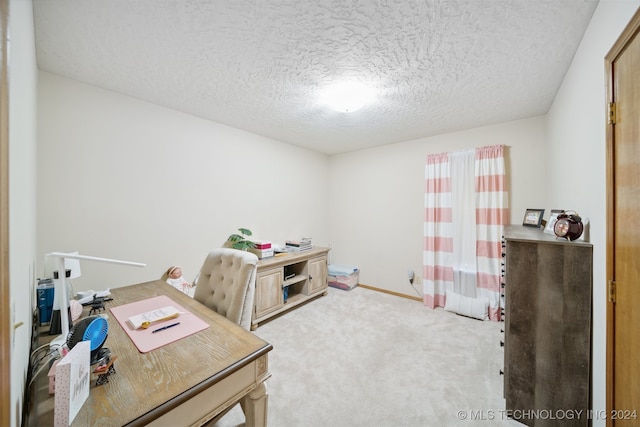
xmin=423 ymin=145 xmax=508 ymax=320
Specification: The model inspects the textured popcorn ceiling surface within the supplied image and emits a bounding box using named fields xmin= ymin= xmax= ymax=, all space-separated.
xmin=33 ymin=0 xmax=599 ymax=155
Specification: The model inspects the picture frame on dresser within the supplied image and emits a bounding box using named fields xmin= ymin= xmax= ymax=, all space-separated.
xmin=544 ymin=209 xmax=564 ymax=234
xmin=522 ymin=208 xmax=545 ymax=227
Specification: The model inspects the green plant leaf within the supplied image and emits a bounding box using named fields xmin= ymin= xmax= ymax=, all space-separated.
xmin=232 ymin=240 xmax=255 ymax=250
xmin=238 ymin=228 xmax=252 ymax=236
xmin=227 ymin=228 xmax=255 ymax=250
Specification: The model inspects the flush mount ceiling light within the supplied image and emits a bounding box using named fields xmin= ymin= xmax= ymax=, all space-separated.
xmin=320 ymin=81 xmax=376 ymax=113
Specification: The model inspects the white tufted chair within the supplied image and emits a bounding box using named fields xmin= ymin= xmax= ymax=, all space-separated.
xmin=193 ymin=248 xmax=259 ymax=330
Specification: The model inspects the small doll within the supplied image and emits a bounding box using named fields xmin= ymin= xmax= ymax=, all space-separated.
xmin=165 ymin=266 xmax=195 ymax=297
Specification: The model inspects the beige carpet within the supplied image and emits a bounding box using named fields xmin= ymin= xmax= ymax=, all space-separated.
xmin=214 ymin=286 xmax=524 ymax=427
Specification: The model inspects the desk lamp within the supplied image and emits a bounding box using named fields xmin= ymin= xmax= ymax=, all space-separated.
xmin=47 ymin=252 xmax=81 ymax=335
xmin=46 ymin=252 xmax=146 ymax=350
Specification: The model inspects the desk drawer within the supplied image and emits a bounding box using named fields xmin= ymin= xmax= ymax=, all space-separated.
xmin=147 ymin=357 xmax=269 ymax=427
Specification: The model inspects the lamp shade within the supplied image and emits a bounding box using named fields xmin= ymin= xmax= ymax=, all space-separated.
xmin=320 ymin=81 xmax=376 ymax=113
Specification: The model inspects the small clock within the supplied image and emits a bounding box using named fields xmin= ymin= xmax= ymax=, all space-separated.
xmin=553 ymin=211 xmax=584 ymax=241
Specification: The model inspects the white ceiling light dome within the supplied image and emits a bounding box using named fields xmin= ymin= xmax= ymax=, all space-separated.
xmin=320 ymin=81 xmax=377 ymax=113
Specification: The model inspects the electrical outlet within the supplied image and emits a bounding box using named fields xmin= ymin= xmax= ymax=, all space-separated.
xmin=407 ymin=269 xmax=415 ymax=284
xmin=408 ymin=273 xmax=422 ymax=298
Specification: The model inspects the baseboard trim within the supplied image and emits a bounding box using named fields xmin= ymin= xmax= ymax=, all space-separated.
xmin=357 ymin=284 xmax=423 ymax=302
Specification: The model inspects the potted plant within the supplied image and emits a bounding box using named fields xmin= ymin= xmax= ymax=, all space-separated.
xmin=226 ymin=228 xmax=256 ymax=251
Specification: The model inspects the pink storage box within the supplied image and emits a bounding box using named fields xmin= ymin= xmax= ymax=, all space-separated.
xmin=328 ymin=264 xmax=359 ymax=291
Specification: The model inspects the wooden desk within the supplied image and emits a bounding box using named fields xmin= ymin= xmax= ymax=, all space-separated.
xmin=27 ymin=280 xmax=272 ymax=426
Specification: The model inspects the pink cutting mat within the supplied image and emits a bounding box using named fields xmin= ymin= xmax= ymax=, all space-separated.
xmin=110 ymin=295 xmax=210 ymax=353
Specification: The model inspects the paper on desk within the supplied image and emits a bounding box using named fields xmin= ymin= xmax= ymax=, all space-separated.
xmin=127 ymin=306 xmax=180 ymax=329
xmin=111 ymin=296 xmax=210 ymax=353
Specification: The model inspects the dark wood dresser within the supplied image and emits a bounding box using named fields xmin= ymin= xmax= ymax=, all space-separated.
xmin=502 ymin=225 xmax=592 ymax=426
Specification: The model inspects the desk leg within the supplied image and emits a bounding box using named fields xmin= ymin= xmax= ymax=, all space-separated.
xmin=241 ymin=382 xmax=268 ymax=427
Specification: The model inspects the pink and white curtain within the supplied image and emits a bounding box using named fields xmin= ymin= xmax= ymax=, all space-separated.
xmin=423 ymin=145 xmax=508 ymax=320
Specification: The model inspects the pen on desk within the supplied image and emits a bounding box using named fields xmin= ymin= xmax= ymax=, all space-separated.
xmin=152 ymin=322 xmax=180 ymax=333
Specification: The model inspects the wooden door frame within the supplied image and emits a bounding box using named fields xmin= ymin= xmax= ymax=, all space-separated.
xmin=605 ymin=7 xmax=640 ymax=427
xmin=0 ymin=0 xmax=11 ymax=425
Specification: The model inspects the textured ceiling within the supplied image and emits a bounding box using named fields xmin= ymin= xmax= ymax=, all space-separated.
xmin=32 ymin=0 xmax=599 ymax=155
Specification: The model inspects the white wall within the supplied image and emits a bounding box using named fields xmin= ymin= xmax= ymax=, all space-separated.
xmin=546 ymin=0 xmax=640 ymax=424
xmin=328 ymin=116 xmax=547 ymax=296
xmin=9 ymin=0 xmax=38 ymax=426
xmin=37 ymin=72 xmax=330 ymax=290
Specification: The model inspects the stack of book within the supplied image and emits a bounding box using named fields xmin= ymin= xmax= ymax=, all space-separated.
xmin=249 ymin=241 xmax=274 ymax=259
xmin=285 ymin=238 xmax=312 ymax=251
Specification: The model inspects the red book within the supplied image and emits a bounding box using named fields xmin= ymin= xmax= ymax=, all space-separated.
xmin=254 ymin=241 xmax=271 ymax=249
